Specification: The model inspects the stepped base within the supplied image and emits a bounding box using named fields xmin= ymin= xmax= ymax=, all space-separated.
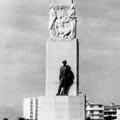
xmin=38 ymin=95 xmax=86 ymax=120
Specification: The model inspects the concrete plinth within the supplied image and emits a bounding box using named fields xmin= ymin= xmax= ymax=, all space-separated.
xmin=46 ymin=39 xmax=79 ymax=96
xmin=38 ymin=95 xmax=86 ymax=120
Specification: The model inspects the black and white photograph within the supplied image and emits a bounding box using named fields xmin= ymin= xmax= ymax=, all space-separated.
xmin=0 ymin=0 xmax=120 ymax=120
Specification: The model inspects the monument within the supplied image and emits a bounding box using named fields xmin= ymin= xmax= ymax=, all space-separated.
xmin=46 ymin=0 xmax=78 ymax=96
xmin=39 ymin=0 xmax=86 ymax=120
xmin=23 ymin=0 xmax=86 ymax=120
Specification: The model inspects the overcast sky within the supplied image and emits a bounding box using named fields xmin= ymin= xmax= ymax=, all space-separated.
xmin=0 ymin=0 xmax=120 ymax=119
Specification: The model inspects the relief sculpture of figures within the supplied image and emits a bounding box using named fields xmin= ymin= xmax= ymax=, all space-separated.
xmin=49 ymin=4 xmax=57 ymax=39
xmin=55 ymin=14 xmax=71 ymax=38
xmin=69 ymin=4 xmax=77 ymax=39
xmin=49 ymin=4 xmax=77 ymax=40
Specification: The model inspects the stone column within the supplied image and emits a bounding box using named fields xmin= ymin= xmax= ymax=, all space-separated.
xmin=47 ymin=0 xmax=78 ymax=96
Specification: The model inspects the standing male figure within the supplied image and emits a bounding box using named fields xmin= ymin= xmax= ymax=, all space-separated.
xmin=56 ymin=60 xmax=74 ymax=95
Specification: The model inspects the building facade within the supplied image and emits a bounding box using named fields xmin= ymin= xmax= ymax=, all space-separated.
xmin=23 ymin=98 xmax=38 ymax=120
xmin=86 ymin=103 xmax=104 ymax=120
xmin=117 ymin=108 xmax=120 ymax=120
xmin=104 ymin=105 xmax=120 ymax=120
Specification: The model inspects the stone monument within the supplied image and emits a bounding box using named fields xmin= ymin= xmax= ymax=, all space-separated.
xmin=47 ymin=0 xmax=78 ymax=96
xmin=39 ymin=0 xmax=86 ymax=120
xmin=23 ymin=0 xmax=86 ymax=120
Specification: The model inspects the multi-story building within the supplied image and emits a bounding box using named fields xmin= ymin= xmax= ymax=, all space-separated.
xmin=104 ymin=105 xmax=120 ymax=120
xmin=86 ymin=103 xmax=104 ymax=120
xmin=117 ymin=107 xmax=120 ymax=120
xmin=23 ymin=98 xmax=38 ymax=120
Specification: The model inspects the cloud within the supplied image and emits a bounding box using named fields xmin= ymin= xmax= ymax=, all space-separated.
xmin=79 ymin=48 xmax=120 ymax=104
xmin=0 ymin=0 xmax=47 ymax=119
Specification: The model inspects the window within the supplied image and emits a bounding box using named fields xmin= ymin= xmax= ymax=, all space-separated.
xmin=98 ymin=105 xmax=102 ymax=108
xmin=90 ymin=105 xmax=94 ymax=108
xmin=99 ymin=110 xmax=103 ymax=113
xmin=90 ymin=110 xmax=94 ymax=114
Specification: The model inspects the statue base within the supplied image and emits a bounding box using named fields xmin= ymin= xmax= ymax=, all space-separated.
xmin=38 ymin=95 xmax=86 ymax=120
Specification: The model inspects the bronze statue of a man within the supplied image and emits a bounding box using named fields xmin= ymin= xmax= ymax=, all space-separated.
xmin=56 ymin=60 xmax=74 ymax=95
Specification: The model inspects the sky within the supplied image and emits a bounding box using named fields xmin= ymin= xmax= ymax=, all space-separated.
xmin=0 ymin=0 xmax=120 ymax=119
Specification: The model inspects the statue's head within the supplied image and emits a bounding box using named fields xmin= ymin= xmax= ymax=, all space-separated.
xmin=62 ymin=60 xmax=67 ymax=65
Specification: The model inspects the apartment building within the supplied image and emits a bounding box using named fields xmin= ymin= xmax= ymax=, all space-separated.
xmin=23 ymin=98 xmax=38 ymax=120
xmin=86 ymin=103 xmax=104 ymax=120
xmin=104 ymin=105 xmax=120 ymax=120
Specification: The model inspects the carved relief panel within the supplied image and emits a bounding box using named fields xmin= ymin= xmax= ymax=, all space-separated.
xmin=49 ymin=4 xmax=77 ymax=40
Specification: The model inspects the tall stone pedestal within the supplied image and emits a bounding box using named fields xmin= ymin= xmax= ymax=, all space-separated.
xmin=38 ymin=95 xmax=86 ymax=120
xmin=46 ymin=39 xmax=79 ymax=96
xmin=23 ymin=1 xmax=86 ymax=120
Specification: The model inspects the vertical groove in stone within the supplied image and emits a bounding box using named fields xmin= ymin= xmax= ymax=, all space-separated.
xmin=76 ymin=39 xmax=79 ymax=95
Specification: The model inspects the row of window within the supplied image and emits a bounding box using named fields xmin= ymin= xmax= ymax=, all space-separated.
xmin=30 ymin=99 xmax=38 ymax=120
xmin=89 ymin=105 xmax=103 ymax=108
xmin=87 ymin=110 xmax=104 ymax=113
